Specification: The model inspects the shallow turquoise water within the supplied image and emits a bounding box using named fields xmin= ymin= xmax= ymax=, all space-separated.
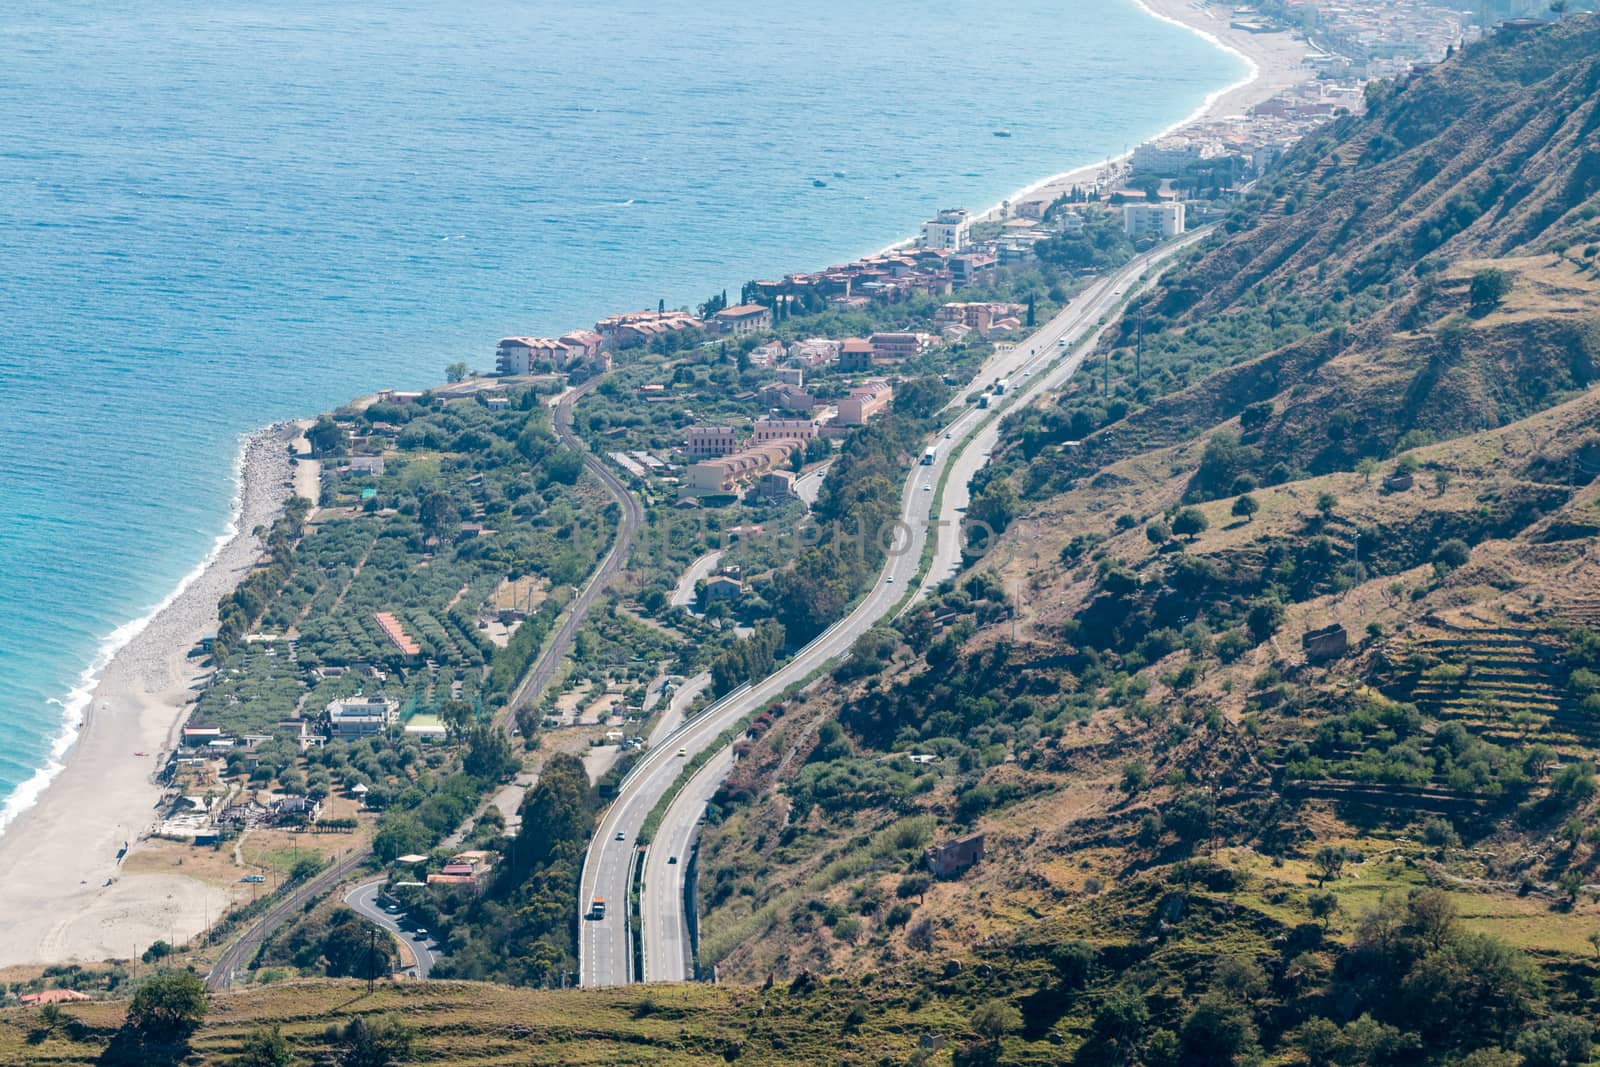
xmin=0 ymin=0 xmax=1244 ymax=822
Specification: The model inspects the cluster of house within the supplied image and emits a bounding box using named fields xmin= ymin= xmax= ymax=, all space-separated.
xmin=744 ymin=330 xmax=947 ymax=374
xmin=494 ymin=328 xmax=607 ymax=375
xmin=496 ymin=304 xmax=785 ymax=376
xmin=1128 ymin=75 xmax=1367 ymax=193
xmin=1272 ymin=0 xmax=1469 ymax=77
xmin=156 ymin=789 xmax=327 ymax=843
xmin=679 ymin=377 xmax=894 ymax=500
xmin=745 ymin=239 xmax=1002 ymax=306
xmin=157 ymin=690 xmax=454 ymax=842
xmin=172 ymin=693 xmax=441 ymax=777
xmin=393 ymin=849 xmax=495 ymax=889
xmin=931 ymin=301 xmax=1027 ymax=343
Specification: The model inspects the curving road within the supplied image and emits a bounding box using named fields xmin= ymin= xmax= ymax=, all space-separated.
xmin=205 ymin=849 xmax=369 ymax=990
xmin=917 ymin=232 xmax=1206 ymax=599
xmin=669 ymin=551 xmax=723 ymax=612
xmin=501 ymin=379 xmax=645 ymax=731
xmin=634 ymin=232 xmax=1212 ymax=983
xmin=207 ymin=374 xmax=641 ymax=990
xmin=344 ymin=877 xmax=439 ymax=978
xmin=647 ymin=672 xmax=712 ymax=746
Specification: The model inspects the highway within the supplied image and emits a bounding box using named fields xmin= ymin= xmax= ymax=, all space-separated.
xmin=344 ymin=878 xmax=439 ymax=978
xmin=917 ymin=233 xmax=1203 ymax=599
xmin=630 ymin=233 xmax=1211 ymax=984
xmin=640 ymin=744 xmax=732 ymax=981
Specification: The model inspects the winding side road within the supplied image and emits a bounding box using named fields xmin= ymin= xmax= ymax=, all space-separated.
xmin=205 ymin=850 xmax=369 ymax=991
xmin=344 ymin=878 xmax=439 ymax=978
xmin=208 ymin=375 xmax=641 ymax=990
xmin=501 ymin=380 xmax=646 ymax=730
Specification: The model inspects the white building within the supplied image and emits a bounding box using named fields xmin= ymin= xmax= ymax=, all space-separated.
xmin=920 ymin=208 xmax=970 ymax=252
xmin=1123 ymin=202 xmax=1187 ymax=238
xmin=1132 ymin=138 xmax=1224 ymax=175
xmin=326 ymin=694 xmax=400 ymax=738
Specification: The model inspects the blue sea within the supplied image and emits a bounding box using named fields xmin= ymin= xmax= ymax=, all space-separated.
xmin=0 ymin=0 xmax=1245 ymax=826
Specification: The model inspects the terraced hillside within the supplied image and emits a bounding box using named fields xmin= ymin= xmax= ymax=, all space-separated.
xmin=691 ymin=17 xmax=1600 ymax=1066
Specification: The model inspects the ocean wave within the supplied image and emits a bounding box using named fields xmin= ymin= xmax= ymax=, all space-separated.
xmin=0 ymin=431 xmax=252 ymax=836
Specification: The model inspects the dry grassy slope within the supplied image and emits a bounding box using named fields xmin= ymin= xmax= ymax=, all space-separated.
xmin=698 ymin=379 xmax=1600 ymax=985
xmin=695 ymin=21 xmax=1600 ymax=993
xmin=1057 ymin=252 xmax=1600 ymax=491
xmin=1175 ymin=19 xmax=1600 ymax=317
xmin=0 ymin=977 xmax=973 ymax=1066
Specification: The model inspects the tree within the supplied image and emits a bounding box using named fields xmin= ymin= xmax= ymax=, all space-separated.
xmin=320 ymin=909 xmax=399 ymax=979
xmin=1239 ymin=401 xmax=1273 ymax=433
xmin=327 ymin=1015 xmax=415 ymax=1067
xmin=1146 ymin=521 xmax=1171 ymax=545
xmin=1120 ymin=760 xmax=1149 ymax=794
xmin=126 ymin=969 xmax=208 ymax=1039
xmin=307 ymin=415 xmax=347 ymax=458
xmin=32 ymin=1003 xmax=69 ymax=1041
xmin=1172 ymin=507 xmax=1209 ymax=541
xmin=289 ymin=854 xmax=325 ymax=883
xmin=1050 ymin=940 xmax=1095 ymax=989
xmin=1401 ymin=932 xmax=1543 ymax=1048
xmin=419 ymin=490 xmax=458 ymax=540
xmin=1308 ymin=890 xmax=1340 ymax=929
xmin=1433 ymin=538 xmax=1470 ymax=571
xmin=1231 ymin=494 xmax=1259 ymax=523
xmin=1517 ymin=1016 xmax=1592 ymax=1067
xmin=1312 ymin=844 xmax=1351 ymax=886
xmin=1166 ymin=789 xmax=1214 ymax=847
xmin=235 ymin=1025 xmax=297 ymax=1067
xmin=1084 ymin=988 xmax=1149 ymax=1063
xmin=1179 ymin=994 xmax=1257 ymax=1067
xmin=514 ymin=703 xmax=538 ymax=746
xmin=1469 ymin=268 xmax=1513 ymax=311
xmin=543 ymin=447 xmax=586 ymax=486
xmin=896 ymin=873 xmax=932 ymax=905
xmin=971 ymin=999 xmax=1022 ymax=1044
xmin=444 ymin=361 xmax=469 ymax=383
xmin=1246 ymin=598 xmax=1284 ymax=642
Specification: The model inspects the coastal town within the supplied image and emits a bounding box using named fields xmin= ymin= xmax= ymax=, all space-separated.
xmin=8 ymin=0 xmax=1564 ymax=956
xmin=9 ymin=3 xmax=1600 ymax=1063
xmin=63 ymin=0 xmax=1522 ymax=909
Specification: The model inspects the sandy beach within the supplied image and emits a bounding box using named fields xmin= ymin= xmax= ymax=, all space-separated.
xmin=1002 ymin=0 xmax=1313 ymax=216
xmin=0 ymin=1 xmax=1309 ymax=969
xmin=879 ymin=0 xmax=1312 ymax=255
xmin=0 ymin=426 xmax=300 ymax=966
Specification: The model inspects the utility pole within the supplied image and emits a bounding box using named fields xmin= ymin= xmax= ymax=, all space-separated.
xmin=1136 ymin=318 xmax=1144 ymax=383
xmin=367 ymin=927 xmax=378 ymax=994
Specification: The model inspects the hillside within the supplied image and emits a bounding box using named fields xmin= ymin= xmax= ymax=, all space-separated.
xmin=693 ymin=16 xmax=1600 ymax=1066
xmin=0 ymin=977 xmax=977 ymax=1066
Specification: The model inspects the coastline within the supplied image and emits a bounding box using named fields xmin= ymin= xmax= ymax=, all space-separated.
xmin=0 ymin=0 xmax=1310 ymax=968
xmin=876 ymin=0 xmax=1312 ymax=256
xmin=0 ymin=426 xmax=299 ymax=966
